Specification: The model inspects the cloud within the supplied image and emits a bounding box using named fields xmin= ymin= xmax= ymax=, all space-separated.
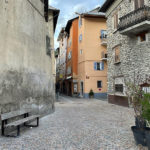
xmin=73 ymin=3 xmax=88 ymax=13
xmin=49 ymin=0 xmax=105 ymax=48
xmin=49 ymin=0 xmax=58 ymax=6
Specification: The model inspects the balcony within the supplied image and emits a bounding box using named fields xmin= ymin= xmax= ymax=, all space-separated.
xmin=101 ymin=52 xmax=107 ymax=61
xmin=101 ymin=37 xmax=107 ymax=46
xmin=100 ymin=30 xmax=107 ymax=46
xmin=118 ymin=6 xmax=150 ymax=35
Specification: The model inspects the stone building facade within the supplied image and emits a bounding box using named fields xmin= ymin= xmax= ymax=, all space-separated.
xmin=100 ymin=0 xmax=150 ymax=106
xmin=57 ymin=28 xmax=68 ymax=94
xmin=0 ymin=0 xmax=59 ymax=115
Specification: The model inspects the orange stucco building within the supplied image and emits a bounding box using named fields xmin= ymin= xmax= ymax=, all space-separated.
xmin=64 ymin=8 xmax=107 ymax=98
xmin=65 ymin=17 xmax=79 ymax=96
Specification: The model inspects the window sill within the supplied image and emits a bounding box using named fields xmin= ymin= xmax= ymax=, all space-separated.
xmin=114 ymin=61 xmax=121 ymax=65
xmin=137 ymin=41 xmax=149 ymax=45
xmin=113 ymin=29 xmax=118 ymax=34
xmin=115 ymin=92 xmax=126 ymax=97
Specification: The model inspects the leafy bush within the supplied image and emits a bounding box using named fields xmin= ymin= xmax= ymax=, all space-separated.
xmin=141 ymin=94 xmax=150 ymax=124
xmin=126 ymin=82 xmax=144 ymax=118
xmin=89 ymin=89 xmax=94 ymax=97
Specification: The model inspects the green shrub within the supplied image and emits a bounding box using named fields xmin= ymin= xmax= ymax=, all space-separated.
xmin=89 ymin=89 xmax=94 ymax=97
xmin=141 ymin=93 xmax=150 ymax=124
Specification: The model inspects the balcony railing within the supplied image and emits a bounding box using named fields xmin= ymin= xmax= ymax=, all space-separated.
xmin=100 ymin=30 xmax=107 ymax=45
xmin=101 ymin=37 xmax=107 ymax=46
xmin=101 ymin=52 xmax=107 ymax=61
xmin=118 ymin=6 xmax=150 ymax=35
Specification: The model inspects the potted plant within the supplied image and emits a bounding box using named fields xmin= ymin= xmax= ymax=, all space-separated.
xmin=126 ymin=82 xmax=147 ymax=146
xmin=89 ymin=89 xmax=94 ymax=98
xmin=141 ymin=93 xmax=150 ymax=149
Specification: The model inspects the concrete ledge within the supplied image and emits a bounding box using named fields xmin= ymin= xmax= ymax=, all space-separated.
xmin=84 ymin=93 xmax=107 ymax=99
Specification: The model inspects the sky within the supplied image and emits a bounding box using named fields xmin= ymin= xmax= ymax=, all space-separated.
xmin=49 ymin=0 xmax=105 ymax=48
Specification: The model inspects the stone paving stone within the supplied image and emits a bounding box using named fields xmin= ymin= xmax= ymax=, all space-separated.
xmin=0 ymin=96 xmax=148 ymax=150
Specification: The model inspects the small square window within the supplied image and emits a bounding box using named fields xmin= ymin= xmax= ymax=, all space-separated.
xmin=137 ymin=32 xmax=148 ymax=43
xmin=115 ymin=84 xmax=123 ymax=93
xmin=100 ymin=30 xmax=107 ymax=39
xmin=140 ymin=34 xmax=146 ymax=42
xmin=79 ymin=34 xmax=82 ymax=42
xmin=97 ymin=81 xmax=102 ymax=88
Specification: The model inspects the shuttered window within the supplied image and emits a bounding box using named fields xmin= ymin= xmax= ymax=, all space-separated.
xmin=114 ymin=12 xmax=118 ymax=30
xmin=140 ymin=0 xmax=144 ymax=7
xmin=114 ymin=46 xmax=120 ymax=63
xmin=94 ymin=62 xmax=104 ymax=71
xmin=134 ymin=0 xmax=138 ymax=10
xmin=134 ymin=0 xmax=144 ymax=10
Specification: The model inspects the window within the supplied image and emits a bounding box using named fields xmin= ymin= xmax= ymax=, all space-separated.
xmin=74 ymin=83 xmax=78 ymax=93
xmin=100 ymin=30 xmax=107 ymax=39
xmin=68 ymin=40 xmax=72 ymax=47
xmin=113 ymin=12 xmax=119 ymax=30
xmin=142 ymin=87 xmax=150 ymax=93
xmin=68 ymin=51 xmax=72 ymax=60
xmin=115 ymin=84 xmax=123 ymax=93
xmin=79 ymin=17 xmax=82 ymax=28
xmin=97 ymin=63 xmax=100 ymax=70
xmin=114 ymin=46 xmax=120 ymax=63
xmin=79 ymin=34 xmax=82 ymax=42
xmin=137 ymin=32 xmax=148 ymax=42
xmin=46 ymin=35 xmax=51 ymax=56
xmin=97 ymin=81 xmax=102 ymax=88
xmin=67 ymin=66 xmax=72 ymax=75
xmin=134 ymin=0 xmax=144 ymax=10
xmin=80 ymin=49 xmax=83 ymax=55
xmin=94 ymin=62 xmax=104 ymax=71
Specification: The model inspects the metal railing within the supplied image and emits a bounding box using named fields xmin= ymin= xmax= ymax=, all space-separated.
xmin=118 ymin=6 xmax=150 ymax=31
xmin=101 ymin=52 xmax=107 ymax=59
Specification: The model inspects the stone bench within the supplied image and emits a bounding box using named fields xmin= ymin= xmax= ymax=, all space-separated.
xmin=1 ymin=110 xmax=40 ymax=137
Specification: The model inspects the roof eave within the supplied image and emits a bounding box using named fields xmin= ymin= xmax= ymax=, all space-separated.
xmin=99 ymin=0 xmax=115 ymax=12
xmin=48 ymin=7 xmax=60 ymax=33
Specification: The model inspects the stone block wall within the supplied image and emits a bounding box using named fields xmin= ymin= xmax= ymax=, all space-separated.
xmin=106 ymin=0 xmax=150 ymax=105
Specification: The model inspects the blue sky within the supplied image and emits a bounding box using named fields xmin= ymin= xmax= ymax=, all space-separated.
xmin=49 ymin=0 xmax=105 ymax=48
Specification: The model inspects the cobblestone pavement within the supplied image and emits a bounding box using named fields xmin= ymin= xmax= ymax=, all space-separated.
xmin=0 ymin=96 xmax=148 ymax=150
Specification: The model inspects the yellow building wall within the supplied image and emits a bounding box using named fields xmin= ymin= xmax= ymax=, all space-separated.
xmin=78 ymin=16 xmax=107 ymax=98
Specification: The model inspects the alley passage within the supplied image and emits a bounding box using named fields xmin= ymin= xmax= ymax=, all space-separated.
xmin=0 ymin=96 xmax=142 ymax=150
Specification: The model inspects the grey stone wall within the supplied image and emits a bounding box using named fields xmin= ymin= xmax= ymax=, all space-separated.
xmin=106 ymin=0 xmax=150 ymax=97
xmin=0 ymin=0 xmax=55 ymax=116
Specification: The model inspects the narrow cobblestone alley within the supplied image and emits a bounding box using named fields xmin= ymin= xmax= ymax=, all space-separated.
xmin=0 ymin=96 xmax=147 ymax=150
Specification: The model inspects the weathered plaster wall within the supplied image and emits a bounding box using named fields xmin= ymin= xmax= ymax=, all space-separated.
xmin=47 ymin=10 xmax=56 ymax=95
xmin=0 ymin=0 xmax=55 ymax=115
